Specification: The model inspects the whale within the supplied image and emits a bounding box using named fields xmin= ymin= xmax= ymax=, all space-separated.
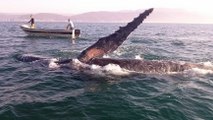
xmin=16 ymin=8 xmax=213 ymax=74
xmin=77 ymin=8 xmax=154 ymax=63
xmin=86 ymin=58 xmax=213 ymax=74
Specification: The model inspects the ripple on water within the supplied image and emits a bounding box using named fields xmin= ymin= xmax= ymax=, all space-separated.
xmin=1 ymin=23 xmax=213 ymax=119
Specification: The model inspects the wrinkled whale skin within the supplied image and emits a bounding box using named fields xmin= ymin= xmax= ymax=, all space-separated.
xmin=87 ymin=58 xmax=195 ymax=73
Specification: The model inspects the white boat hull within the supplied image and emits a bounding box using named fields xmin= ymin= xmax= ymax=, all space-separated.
xmin=20 ymin=24 xmax=80 ymax=38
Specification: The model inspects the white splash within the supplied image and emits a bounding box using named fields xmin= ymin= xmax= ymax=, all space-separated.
xmin=113 ymin=50 xmax=122 ymax=56
xmin=71 ymin=59 xmax=130 ymax=76
xmin=72 ymin=58 xmax=83 ymax=65
xmin=202 ymin=61 xmax=213 ymax=67
xmin=49 ymin=58 xmax=60 ymax=69
xmin=135 ymin=55 xmax=143 ymax=60
xmin=70 ymin=59 xmax=91 ymax=70
xmin=102 ymin=64 xmax=130 ymax=75
xmin=185 ymin=67 xmax=213 ymax=75
xmin=72 ymin=58 xmax=89 ymax=67
xmin=103 ymin=55 xmax=110 ymax=58
xmin=90 ymin=64 xmax=101 ymax=69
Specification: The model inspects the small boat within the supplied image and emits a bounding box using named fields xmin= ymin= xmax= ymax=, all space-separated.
xmin=20 ymin=24 xmax=80 ymax=38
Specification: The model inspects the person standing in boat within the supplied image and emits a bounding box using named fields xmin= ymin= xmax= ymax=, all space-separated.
xmin=66 ymin=19 xmax=75 ymax=39
xmin=28 ymin=15 xmax=35 ymax=28
xmin=66 ymin=19 xmax=74 ymax=30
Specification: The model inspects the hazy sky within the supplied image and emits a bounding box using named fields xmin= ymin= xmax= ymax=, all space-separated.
xmin=0 ymin=0 xmax=212 ymax=15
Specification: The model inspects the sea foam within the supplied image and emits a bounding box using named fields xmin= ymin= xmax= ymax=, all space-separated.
xmin=71 ymin=59 xmax=130 ymax=76
xmin=49 ymin=58 xmax=60 ymax=69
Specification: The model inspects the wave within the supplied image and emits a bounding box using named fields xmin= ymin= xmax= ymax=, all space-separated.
xmin=184 ymin=62 xmax=213 ymax=75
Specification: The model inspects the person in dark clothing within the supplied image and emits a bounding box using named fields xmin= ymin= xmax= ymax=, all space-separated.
xmin=28 ymin=15 xmax=35 ymax=28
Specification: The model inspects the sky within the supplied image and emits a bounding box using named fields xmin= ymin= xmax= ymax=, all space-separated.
xmin=0 ymin=0 xmax=212 ymax=15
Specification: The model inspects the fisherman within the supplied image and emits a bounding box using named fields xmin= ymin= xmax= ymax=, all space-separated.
xmin=66 ymin=19 xmax=74 ymax=30
xmin=28 ymin=15 xmax=35 ymax=28
xmin=66 ymin=19 xmax=75 ymax=39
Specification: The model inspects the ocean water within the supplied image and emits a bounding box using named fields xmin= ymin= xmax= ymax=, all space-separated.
xmin=0 ymin=22 xmax=213 ymax=120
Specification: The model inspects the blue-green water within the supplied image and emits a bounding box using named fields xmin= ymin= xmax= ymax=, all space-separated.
xmin=0 ymin=22 xmax=213 ymax=120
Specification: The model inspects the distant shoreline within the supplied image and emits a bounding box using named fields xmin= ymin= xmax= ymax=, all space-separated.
xmin=0 ymin=8 xmax=213 ymax=24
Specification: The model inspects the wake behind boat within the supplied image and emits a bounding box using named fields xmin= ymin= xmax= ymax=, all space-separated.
xmin=20 ymin=24 xmax=80 ymax=38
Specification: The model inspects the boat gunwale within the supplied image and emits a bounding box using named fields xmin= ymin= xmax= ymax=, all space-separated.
xmin=20 ymin=25 xmax=80 ymax=36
